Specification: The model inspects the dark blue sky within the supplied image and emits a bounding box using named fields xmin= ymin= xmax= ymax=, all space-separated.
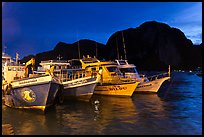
xmin=2 ymin=2 xmax=202 ymax=59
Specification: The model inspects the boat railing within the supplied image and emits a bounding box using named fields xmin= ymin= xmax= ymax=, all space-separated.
xmin=147 ymin=72 xmax=168 ymax=81
xmin=53 ymin=69 xmax=98 ymax=82
xmin=40 ymin=60 xmax=68 ymax=63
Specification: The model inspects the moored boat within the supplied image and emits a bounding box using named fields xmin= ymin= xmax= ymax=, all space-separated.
xmin=69 ymin=56 xmax=139 ymax=97
xmin=38 ymin=60 xmax=101 ymax=101
xmin=135 ymin=75 xmax=170 ymax=92
xmin=55 ymin=68 xmax=101 ymax=101
xmin=3 ymin=74 xmax=63 ymax=111
xmin=2 ymin=58 xmax=63 ymax=111
xmin=115 ymin=59 xmax=170 ymax=93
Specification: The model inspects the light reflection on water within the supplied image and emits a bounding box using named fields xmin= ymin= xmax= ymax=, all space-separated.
xmin=2 ymin=72 xmax=202 ymax=135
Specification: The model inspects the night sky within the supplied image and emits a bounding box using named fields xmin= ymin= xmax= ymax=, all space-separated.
xmin=2 ymin=2 xmax=202 ymax=59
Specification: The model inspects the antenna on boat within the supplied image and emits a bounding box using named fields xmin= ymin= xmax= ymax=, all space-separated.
xmin=76 ymin=30 xmax=81 ymax=59
xmin=16 ymin=52 xmax=19 ymax=64
xmin=121 ymin=31 xmax=127 ymax=60
xmin=95 ymin=41 xmax=98 ymax=57
xmin=116 ymin=36 xmax=120 ymax=60
xmin=77 ymin=40 xmax=81 ymax=59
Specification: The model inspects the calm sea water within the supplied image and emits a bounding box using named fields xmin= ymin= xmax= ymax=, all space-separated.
xmin=2 ymin=71 xmax=202 ymax=135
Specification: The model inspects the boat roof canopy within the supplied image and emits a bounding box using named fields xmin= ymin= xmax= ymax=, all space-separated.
xmin=118 ymin=64 xmax=136 ymax=68
xmin=115 ymin=59 xmax=128 ymax=65
xmin=40 ymin=60 xmax=69 ymax=64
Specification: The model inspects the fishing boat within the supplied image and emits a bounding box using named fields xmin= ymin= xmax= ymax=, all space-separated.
xmin=2 ymin=58 xmax=63 ymax=111
xmin=57 ymin=68 xmax=101 ymax=101
xmin=69 ymin=56 xmax=139 ymax=97
xmin=115 ymin=59 xmax=170 ymax=93
xmin=2 ymin=52 xmax=24 ymax=99
xmin=38 ymin=59 xmax=101 ymax=101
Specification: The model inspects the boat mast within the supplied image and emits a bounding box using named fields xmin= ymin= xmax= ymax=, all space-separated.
xmin=116 ymin=36 xmax=120 ymax=60
xmin=16 ymin=52 xmax=19 ymax=64
xmin=121 ymin=31 xmax=127 ymax=60
xmin=77 ymin=40 xmax=81 ymax=59
xmin=95 ymin=41 xmax=98 ymax=57
xmin=77 ymin=30 xmax=81 ymax=59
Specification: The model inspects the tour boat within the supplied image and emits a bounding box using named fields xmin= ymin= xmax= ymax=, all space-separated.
xmin=38 ymin=60 xmax=101 ymax=101
xmin=69 ymin=56 xmax=139 ymax=97
xmin=2 ymin=58 xmax=63 ymax=111
xmin=115 ymin=59 xmax=170 ymax=93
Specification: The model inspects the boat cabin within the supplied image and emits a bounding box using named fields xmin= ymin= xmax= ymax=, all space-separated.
xmin=38 ymin=60 xmax=70 ymax=72
xmin=115 ymin=59 xmax=144 ymax=81
xmin=3 ymin=62 xmax=25 ymax=83
xmin=2 ymin=52 xmax=15 ymax=80
xmin=37 ymin=59 xmax=95 ymax=83
xmin=69 ymin=56 xmax=126 ymax=84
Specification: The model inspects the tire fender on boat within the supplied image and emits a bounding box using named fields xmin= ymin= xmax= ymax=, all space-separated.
xmin=55 ymin=86 xmax=64 ymax=104
xmin=4 ymin=84 xmax=12 ymax=95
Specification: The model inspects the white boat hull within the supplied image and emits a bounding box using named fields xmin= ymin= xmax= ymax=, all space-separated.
xmin=135 ymin=76 xmax=170 ymax=93
xmin=62 ymin=77 xmax=98 ymax=101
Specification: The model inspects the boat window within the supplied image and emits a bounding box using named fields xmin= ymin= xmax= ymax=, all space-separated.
xmin=82 ymin=58 xmax=99 ymax=64
xmin=8 ymin=67 xmax=12 ymax=71
xmin=107 ymin=66 xmax=121 ymax=73
xmin=118 ymin=60 xmax=127 ymax=65
xmin=61 ymin=66 xmax=65 ymax=69
xmin=83 ymin=60 xmax=98 ymax=64
xmin=120 ymin=68 xmax=137 ymax=73
xmin=17 ymin=67 xmax=21 ymax=71
xmin=70 ymin=60 xmax=82 ymax=68
xmin=91 ymin=67 xmax=96 ymax=71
